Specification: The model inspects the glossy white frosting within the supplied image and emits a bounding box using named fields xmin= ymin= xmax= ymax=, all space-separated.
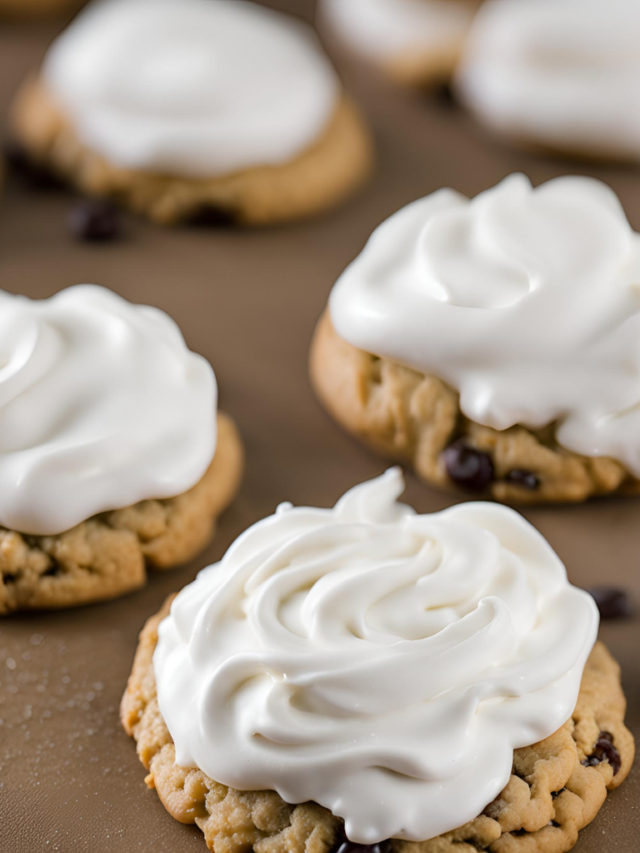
xmin=0 ymin=285 xmax=216 ymax=536
xmin=331 ymin=174 xmax=640 ymax=477
xmin=43 ymin=0 xmax=340 ymax=178
xmin=320 ymin=0 xmax=476 ymax=61
xmin=456 ymin=0 xmax=640 ymax=159
xmin=155 ymin=468 xmax=598 ymax=843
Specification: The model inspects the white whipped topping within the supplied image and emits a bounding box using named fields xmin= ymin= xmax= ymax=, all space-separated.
xmin=155 ymin=468 xmax=598 ymax=843
xmin=320 ymin=0 xmax=476 ymax=61
xmin=456 ymin=0 xmax=640 ymax=159
xmin=330 ymin=174 xmax=640 ymax=477
xmin=0 ymin=285 xmax=216 ymax=536
xmin=43 ymin=0 xmax=340 ymax=178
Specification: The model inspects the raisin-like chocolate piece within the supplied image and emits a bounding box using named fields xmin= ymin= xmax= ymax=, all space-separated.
xmin=581 ymin=731 xmax=621 ymax=775
xmin=4 ymin=142 xmax=64 ymax=190
xmin=505 ymin=469 xmax=540 ymax=490
xmin=69 ymin=199 xmax=121 ymax=243
xmin=443 ymin=439 xmax=494 ymax=492
xmin=188 ymin=205 xmax=236 ymax=228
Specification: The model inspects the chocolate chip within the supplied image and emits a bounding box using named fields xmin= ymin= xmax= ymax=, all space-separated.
xmin=586 ymin=586 xmax=633 ymax=620
xmin=335 ymin=842 xmax=393 ymax=853
xmin=581 ymin=731 xmax=621 ymax=775
xmin=42 ymin=560 xmax=61 ymax=578
xmin=443 ymin=439 xmax=494 ymax=492
xmin=505 ymin=469 xmax=540 ymax=490
xmin=187 ymin=205 xmax=236 ymax=228
xmin=69 ymin=199 xmax=121 ymax=242
xmin=4 ymin=142 xmax=64 ymax=190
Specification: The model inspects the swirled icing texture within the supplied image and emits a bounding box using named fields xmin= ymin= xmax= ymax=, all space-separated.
xmin=330 ymin=174 xmax=640 ymax=477
xmin=0 ymin=285 xmax=216 ymax=536
xmin=154 ymin=468 xmax=598 ymax=843
xmin=320 ymin=0 xmax=476 ymax=61
xmin=456 ymin=0 xmax=640 ymax=159
xmin=43 ymin=0 xmax=340 ymax=178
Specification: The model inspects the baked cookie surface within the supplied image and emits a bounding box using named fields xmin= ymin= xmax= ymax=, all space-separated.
xmin=11 ymin=81 xmax=373 ymax=226
xmin=316 ymin=175 xmax=640 ymax=504
xmin=10 ymin=0 xmax=373 ymax=225
xmin=122 ymin=597 xmax=633 ymax=853
xmin=0 ymin=412 xmax=243 ymax=614
xmin=310 ymin=311 xmax=640 ymax=504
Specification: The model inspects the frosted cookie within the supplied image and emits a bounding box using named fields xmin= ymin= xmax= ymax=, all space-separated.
xmin=0 ymin=285 xmax=243 ymax=614
xmin=319 ymin=0 xmax=479 ymax=88
xmin=10 ymin=0 xmax=373 ymax=226
xmin=456 ymin=0 xmax=640 ymax=162
xmin=0 ymin=0 xmax=81 ymax=18
xmin=122 ymin=470 xmax=634 ymax=853
xmin=311 ymin=174 xmax=640 ymax=504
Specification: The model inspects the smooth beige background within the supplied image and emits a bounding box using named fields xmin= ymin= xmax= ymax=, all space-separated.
xmin=0 ymin=3 xmax=638 ymax=852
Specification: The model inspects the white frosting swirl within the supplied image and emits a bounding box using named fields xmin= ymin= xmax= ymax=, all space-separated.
xmin=330 ymin=174 xmax=640 ymax=477
xmin=456 ymin=0 xmax=640 ymax=159
xmin=320 ymin=0 xmax=476 ymax=61
xmin=155 ymin=469 xmax=598 ymax=843
xmin=43 ymin=0 xmax=340 ymax=178
xmin=0 ymin=285 xmax=216 ymax=536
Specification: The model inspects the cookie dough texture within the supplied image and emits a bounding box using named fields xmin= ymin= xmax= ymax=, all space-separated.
xmin=122 ymin=597 xmax=633 ymax=853
xmin=0 ymin=0 xmax=81 ymax=17
xmin=0 ymin=413 xmax=243 ymax=615
xmin=10 ymin=79 xmax=373 ymax=225
xmin=310 ymin=312 xmax=640 ymax=504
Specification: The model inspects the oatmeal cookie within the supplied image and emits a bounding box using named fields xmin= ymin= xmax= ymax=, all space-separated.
xmin=10 ymin=79 xmax=373 ymax=226
xmin=0 ymin=413 xmax=243 ymax=614
xmin=121 ymin=597 xmax=633 ymax=853
xmin=310 ymin=312 xmax=640 ymax=504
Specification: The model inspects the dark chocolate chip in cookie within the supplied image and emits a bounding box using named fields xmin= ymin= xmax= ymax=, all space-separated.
xmin=69 ymin=199 xmax=121 ymax=242
xmin=187 ymin=205 xmax=237 ymax=228
xmin=443 ymin=439 xmax=494 ymax=492
xmin=505 ymin=469 xmax=540 ymax=490
xmin=581 ymin=731 xmax=621 ymax=775
xmin=586 ymin=586 xmax=633 ymax=620
xmin=4 ymin=142 xmax=64 ymax=190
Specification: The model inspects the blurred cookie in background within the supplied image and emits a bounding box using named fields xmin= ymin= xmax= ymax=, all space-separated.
xmin=319 ymin=0 xmax=481 ymax=88
xmin=10 ymin=0 xmax=374 ymax=226
xmin=0 ymin=0 xmax=83 ymax=19
xmin=456 ymin=0 xmax=640 ymax=162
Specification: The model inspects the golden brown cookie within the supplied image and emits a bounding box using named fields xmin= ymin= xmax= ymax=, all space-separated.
xmin=0 ymin=0 xmax=81 ymax=18
xmin=321 ymin=0 xmax=481 ymax=89
xmin=309 ymin=311 xmax=640 ymax=504
xmin=385 ymin=0 xmax=482 ymax=89
xmin=0 ymin=412 xmax=243 ymax=614
xmin=9 ymin=78 xmax=374 ymax=226
xmin=121 ymin=596 xmax=634 ymax=853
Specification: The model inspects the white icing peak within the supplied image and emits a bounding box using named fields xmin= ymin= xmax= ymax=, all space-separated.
xmin=456 ymin=0 xmax=640 ymax=159
xmin=0 ymin=285 xmax=216 ymax=535
xmin=320 ymin=0 xmax=476 ymax=60
xmin=154 ymin=469 xmax=598 ymax=843
xmin=330 ymin=174 xmax=640 ymax=477
xmin=43 ymin=0 xmax=340 ymax=178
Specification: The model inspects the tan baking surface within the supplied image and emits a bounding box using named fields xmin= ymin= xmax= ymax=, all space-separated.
xmin=0 ymin=4 xmax=638 ymax=852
